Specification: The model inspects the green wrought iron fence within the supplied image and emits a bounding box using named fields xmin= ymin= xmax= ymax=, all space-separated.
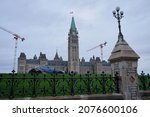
xmin=0 ymin=72 xmax=120 ymax=99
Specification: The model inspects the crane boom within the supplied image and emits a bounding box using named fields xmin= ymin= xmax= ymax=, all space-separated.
xmin=87 ymin=45 xmax=100 ymax=52
xmin=0 ymin=26 xmax=14 ymax=35
xmin=0 ymin=26 xmax=25 ymax=41
xmin=0 ymin=26 xmax=25 ymax=73
xmin=87 ymin=42 xmax=107 ymax=61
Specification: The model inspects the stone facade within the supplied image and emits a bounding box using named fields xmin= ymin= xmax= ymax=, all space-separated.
xmin=18 ymin=52 xmax=111 ymax=74
xmin=18 ymin=17 xmax=111 ymax=74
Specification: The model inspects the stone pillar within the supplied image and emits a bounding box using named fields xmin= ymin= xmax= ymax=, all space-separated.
xmin=110 ymin=6 xmax=140 ymax=99
xmin=18 ymin=52 xmax=26 ymax=73
xmin=109 ymin=39 xmax=140 ymax=100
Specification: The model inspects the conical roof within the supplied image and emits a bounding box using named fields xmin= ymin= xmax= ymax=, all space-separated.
xmin=54 ymin=51 xmax=59 ymax=60
xmin=70 ymin=17 xmax=76 ymax=31
xmin=109 ymin=35 xmax=140 ymax=62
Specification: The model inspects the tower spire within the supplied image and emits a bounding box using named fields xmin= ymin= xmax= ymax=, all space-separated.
xmin=54 ymin=50 xmax=59 ymax=60
xmin=70 ymin=17 xmax=77 ymax=31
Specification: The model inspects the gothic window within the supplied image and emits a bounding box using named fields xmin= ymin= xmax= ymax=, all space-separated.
xmin=72 ymin=39 xmax=77 ymax=43
xmin=19 ymin=60 xmax=25 ymax=64
xmin=72 ymin=46 xmax=77 ymax=61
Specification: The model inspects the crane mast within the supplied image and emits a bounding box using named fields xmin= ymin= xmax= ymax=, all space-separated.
xmin=87 ymin=42 xmax=107 ymax=61
xmin=0 ymin=26 xmax=25 ymax=73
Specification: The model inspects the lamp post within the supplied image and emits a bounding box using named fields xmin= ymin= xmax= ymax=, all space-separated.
xmin=112 ymin=7 xmax=124 ymax=40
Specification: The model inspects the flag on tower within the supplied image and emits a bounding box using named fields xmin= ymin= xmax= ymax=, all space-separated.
xmin=70 ymin=11 xmax=74 ymax=14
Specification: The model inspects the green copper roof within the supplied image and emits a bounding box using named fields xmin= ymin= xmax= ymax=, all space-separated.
xmin=70 ymin=17 xmax=76 ymax=30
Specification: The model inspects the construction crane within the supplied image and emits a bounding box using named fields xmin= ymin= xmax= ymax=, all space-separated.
xmin=87 ymin=42 xmax=107 ymax=61
xmin=0 ymin=26 xmax=25 ymax=73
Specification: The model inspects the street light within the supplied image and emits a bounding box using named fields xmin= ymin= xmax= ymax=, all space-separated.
xmin=112 ymin=6 xmax=124 ymax=40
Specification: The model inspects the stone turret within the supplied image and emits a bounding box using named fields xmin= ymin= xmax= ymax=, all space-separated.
xmin=89 ymin=56 xmax=102 ymax=74
xmin=94 ymin=57 xmax=102 ymax=74
xmin=33 ymin=54 xmax=37 ymax=60
xmin=39 ymin=52 xmax=48 ymax=66
xmin=18 ymin=52 xmax=26 ymax=73
xmin=54 ymin=51 xmax=61 ymax=62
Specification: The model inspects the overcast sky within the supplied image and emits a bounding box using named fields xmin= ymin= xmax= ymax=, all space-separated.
xmin=0 ymin=0 xmax=150 ymax=74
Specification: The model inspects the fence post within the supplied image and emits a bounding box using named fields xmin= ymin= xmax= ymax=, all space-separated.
xmin=87 ymin=73 xmax=91 ymax=94
xmin=102 ymin=72 xmax=106 ymax=94
xmin=71 ymin=74 xmax=74 ymax=96
xmin=32 ymin=74 xmax=36 ymax=98
xmin=147 ymin=73 xmax=150 ymax=90
xmin=52 ymin=74 xmax=56 ymax=96
xmin=9 ymin=70 xmax=15 ymax=99
xmin=141 ymin=71 xmax=146 ymax=90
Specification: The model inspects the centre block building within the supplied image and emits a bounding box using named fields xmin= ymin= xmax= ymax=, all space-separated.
xmin=18 ymin=17 xmax=111 ymax=74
